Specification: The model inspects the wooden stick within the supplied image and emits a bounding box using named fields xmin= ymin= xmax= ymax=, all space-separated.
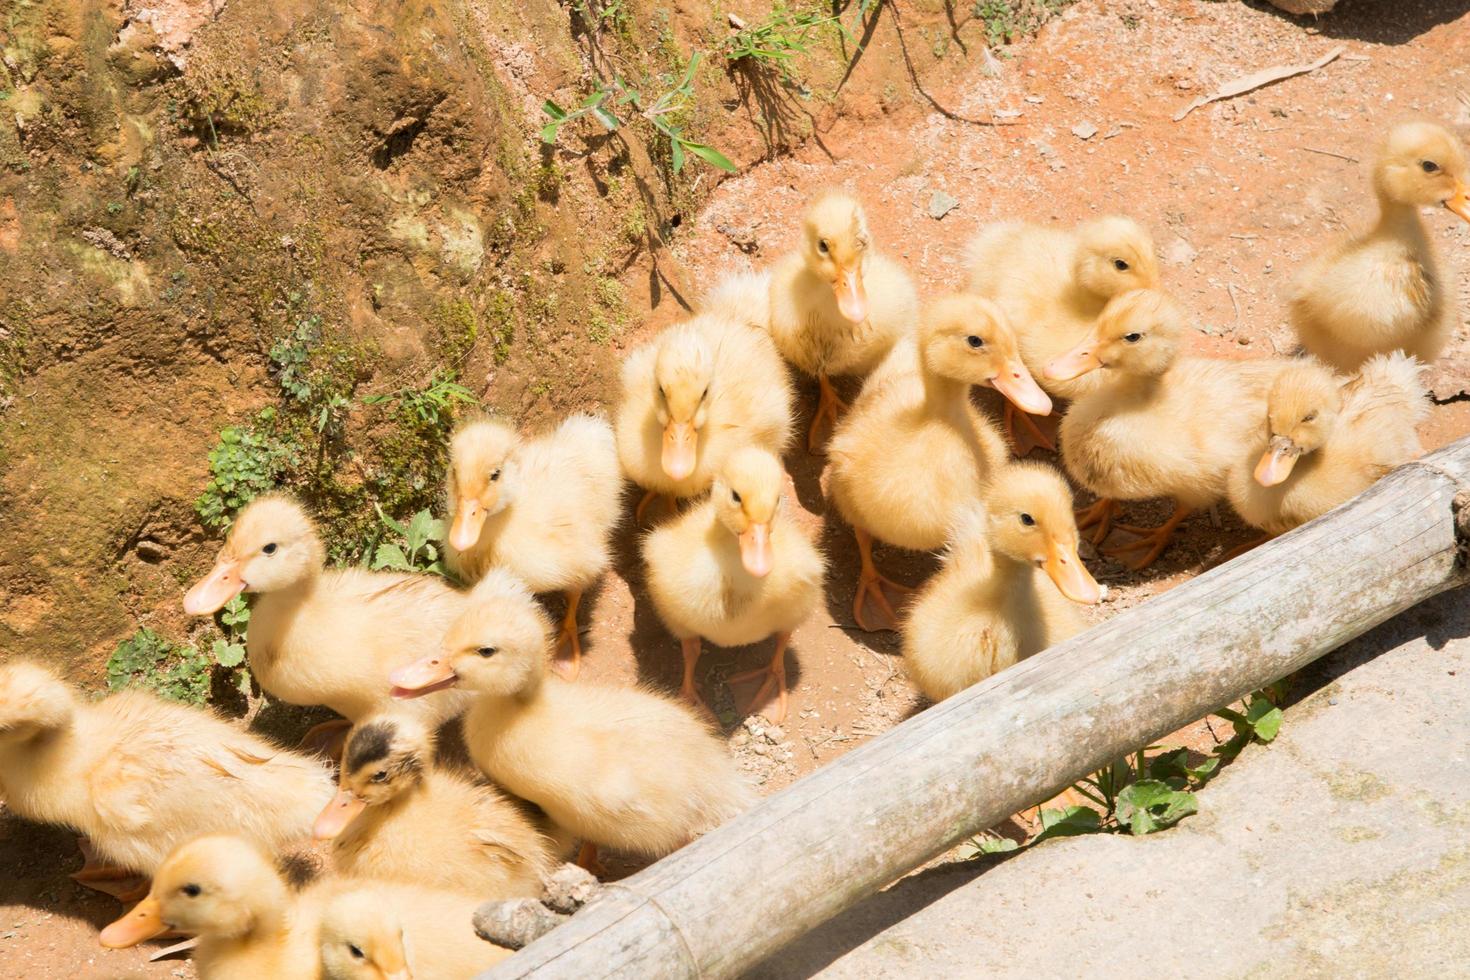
xmin=483 ymin=437 xmax=1470 ymax=980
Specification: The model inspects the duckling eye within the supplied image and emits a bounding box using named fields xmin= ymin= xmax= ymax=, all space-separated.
xmin=1302 ymin=411 xmax=1317 ymax=423
xmin=262 ymin=542 xmax=278 ymax=556
xmin=1019 ymin=513 xmax=1036 ymax=527
xmin=371 ymin=770 xmax=389 ymax=783
xmin=182 ymin=883 xmax=202 ymax=898
xmin=731 ymin=490 xmax=742 ymax=504
xmin=1123 ymin=332 xmax=1143 ymax=343
xmin=348 ymin=944 xmax=365 ymax=960
xmin=817 ymin=238 xmax=829 ymax=255
xmin=965 ymin=335 xmax=984 ymax=349
xmin=490 ymin=469 xmax=501 ymax=482
xmin=1113 ymin=258 xmax=1130 ymax=272
xmin=477 ymin=646 xmax=498 ymax=658
xmin=1422 ymin=159 xmax=1440 ymax=174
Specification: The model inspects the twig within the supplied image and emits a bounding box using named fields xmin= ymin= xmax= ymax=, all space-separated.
xmin=1225 ymin=282 xmax=1241 ymax=329
xmin=1174 ymin=45 xmax=1345 ymax=122
xmin=1298 ymin=146 xmax=1359 ymax=163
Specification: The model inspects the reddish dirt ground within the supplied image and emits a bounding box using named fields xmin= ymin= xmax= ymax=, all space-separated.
xmin=6 ymin=1 xmax=1470 ymax=976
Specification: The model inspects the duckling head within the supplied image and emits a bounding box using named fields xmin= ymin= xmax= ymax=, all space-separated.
xmin=1254 ymin=361 xmax=1342 ymax=487
xmin=391 ymin=570 xmax=548 ymax=701
xmin=712 ymin=447 xmax=785 ymax=579
xmin=183 ymin=493 xmax=324 ymax=616
xmin=447 ymin=418 xmax=519 ymax=552
xmin=1373 ymin=121 xmax=1470 ymax=221
xmin=1045 ymin=288 xmax=1185 ymax=383
xmin=921 ymin=294 xmax=1052 ymax=415
xmin=983 ymin=463 xmax=1101 ymax=604
xmin=320 ymin=889 xmax=413 ymax=980
xmin=100 ymin=835 xmax=286 ymax=949
xmin=802 ymin=189 xmax=871 ymax=323
xmin=0 ymin=661 xmax=75 ymax=745
xmin=653 ymin=325 xmax=714 ymax=480
xmin=1074 ymin=216 xmax=1160 ymax=297
xmin=313 ymin=713 xmax=432 ymax=840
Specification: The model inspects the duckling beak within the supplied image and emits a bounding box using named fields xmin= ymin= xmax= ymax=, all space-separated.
xmin=389 ymin=656 xmax=459 ymax=700
xmin=1044 ymin=332 xmax=1103 ymax=382
xmin=661 ymin=420 xmax=698 ymax=481
xmin=313 ymin=789 xmax=367 ymax=840
xmin=183 ymin=559 xmax=246 ymax=616
xmin=1043 ymin=539 xmax=1101 ymax=605
xmin=99 ymin=896 xmax=167 ymax=949
xmin=990 ymin=360 xmax=1053 ymax=416
xmin=448 ymin=501 xmax=487 ymax=552
xmin=833 ymin=264 xmax=868 ymax=323
xmin=1446 ymin=179 xmax=1470 ymax=223
xmin=1254 ymin=435 xmax=1301 ymax=487
xmin=738 ymin=521 xmax=774 ymax=578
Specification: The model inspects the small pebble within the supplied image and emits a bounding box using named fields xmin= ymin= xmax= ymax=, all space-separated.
xmin=765 ymin=725 xmax=785 ymax=742
xmin=1328 ymin=697 xmax=1338 ymax=705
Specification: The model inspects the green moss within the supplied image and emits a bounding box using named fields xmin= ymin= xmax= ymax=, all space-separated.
xmin=432 ymin=298 xmax=479 ymax=367
xmin=106 ymin=628 xmax=212 ymax=706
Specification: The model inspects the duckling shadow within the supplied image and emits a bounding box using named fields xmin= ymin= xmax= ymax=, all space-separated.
xmin=783 ymin=374 xmax=860 ymax=516
xmin=0 ymin=814 xmax=133 ymax=930
xmin=1254 ymin=0 xmax=1468 ymax=44
xmin=611 ymin=485 xmax=807 ymax=731
xmin=817 ymin=512 xmax=937 ymax=657
xmin=248 ymin=699 xmax=340 ymax=749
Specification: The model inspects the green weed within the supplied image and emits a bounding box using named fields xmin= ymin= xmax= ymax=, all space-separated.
xmin=366 ymin=506 xmax=450 ymax=577
xmin=724 ymin=4 xmax=850 ymax=82
xmin=541 ymin=52 xmax=736 ymax=175
xmin=974 ymin=0 xmax=1074 ymax=47
xmin=106 ymin=629 xmax=213 ymax=706
xmin=195 ymin=414 xmax=298 ymax=530
xmin=363 ymin=372 xmax=477 ymax=429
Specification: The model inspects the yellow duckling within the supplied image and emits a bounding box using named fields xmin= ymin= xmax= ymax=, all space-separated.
xmin=445 ymin=413 xmax=622 ymax=679
xmin=643 ymin=446 xmax=825 ymax=723
xmin=390 ymin=569 xmax=754 ymax=869
xmin=966 ymin=216 xmax=1160 ymax=453
xmin=827 ymin=293 xmax=1052 ymax=630
xmin=183 ymin=494 xmax=473 ymax=731
xmin=1227 ymin=352 xmax=1426 ymax=542
xmin=319 ymin=884 xmax=512 ymax=980
xmin=1049 ymin=289 xmax=1290 ymax=569
xmin=312 ymin=712 xmax=557 ymax=899
xmin=1291 ymin=120 xmax=1470 ymax=372
xmin=768 ymin=189 xmax=921 ymax=450
xmin=615 ymin=272 xmax=793 ymax=522
xmin=99 ymin=834 xmax=325 ymax=978
xmin=903 ymin=463 xmax=1101 ymax=703
xmin=0 ymin=661 xmax=332 ymax=898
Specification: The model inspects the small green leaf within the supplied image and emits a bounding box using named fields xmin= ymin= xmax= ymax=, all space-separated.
xmin=591 ymin=105 xmax=620 ymax=131
xmin=542 ymin=99 xmax=568 ymax=121
xmin=1117 ymin=780 xmax=1197 ymax=836
xmin=670 ymin=138 xmax=685 ymax=174
xmin=221 ymin=595 xmax=251 ymax=629
xmin=372 ymin=543 xmax=410 ymax=571
xmin=1033 ymin=805 xmax=1103 ymax=843
xmin=1245 ymin=696 xmax=1283 ymax=742
xmin=975 ymin=835 xmax=1020 ymax=854
xmin=682 ymin=141 xmax=738 ymax=173
xmin=540 ymin=121 xmax=562 ymax=144
xmin=212 ymin=638 xmax=246 ymax=668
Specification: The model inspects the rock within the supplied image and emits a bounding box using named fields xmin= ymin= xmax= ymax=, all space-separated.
xmin=927 ymin=190 xmax=959 ymax=221
xmin=1268 ymin=0 xmax=1338 ymax=13
xmin=1071 ymin=121 xmax=1098 ymax=141
xmin=542 ymin=863 xmax=600 ymax=915
xmin=765 ymin=725 xmax=786 ymax=743
xmin=474 ymin=899 xmax=567 ymax=951
xmin=1162 ymin=235 xmax=1198 ymax=267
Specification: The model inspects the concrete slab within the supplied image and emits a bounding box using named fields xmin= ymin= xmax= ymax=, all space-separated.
xmin=751 ymin=586 xmax=1470 ymax=979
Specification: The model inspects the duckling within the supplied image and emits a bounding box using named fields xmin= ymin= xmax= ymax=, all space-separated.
xmin=183 ymin=494 xmax=473 ymax=731
xmin=319 ymin=884 xmax=512 ymax=980
xmin=903 ymin=463 xmax=1101 ymax=703
xmin=967 ymin=216 xmax=1160 ymax=453
xmin=0 ymin=661 xmax=332 ymax=897
xmin=445 ymin=414 xmax=622 ymax=680
xmin=99 ymin=834 xmax=325 ymax=978
xmin=827 ymin=293 xmax=1052 ymax=630
xmin=389 ymin=569 xmax=754 ymax=866
xmin=643 ymin=447 xmax=825 ymax=723
xmin=313 ymin=712 xmax=555 ymax=898
xmin=1227 ymin=352 xmax=1426 ymax=542
xmin=615 ymin=272 xmax=794 ymax=522
xmin=1291 ymin=121 xmax=1470 ymax=372
xmin=1048 ymin=289 xmax=1291 ymax=569
xmin=768 ymin=189 xmax=921 ymax=450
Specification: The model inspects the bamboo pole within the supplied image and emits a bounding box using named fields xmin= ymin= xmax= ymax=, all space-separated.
xmin=483 ymin=437 xmax=1470 ymax=980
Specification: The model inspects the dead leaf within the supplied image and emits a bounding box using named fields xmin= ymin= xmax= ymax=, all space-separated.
xmin=1174 ymin=46 xmax=1346 ymax=122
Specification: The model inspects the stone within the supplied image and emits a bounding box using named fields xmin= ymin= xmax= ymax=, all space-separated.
xmin=474 ymin=899 xmax=567 ymax=951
